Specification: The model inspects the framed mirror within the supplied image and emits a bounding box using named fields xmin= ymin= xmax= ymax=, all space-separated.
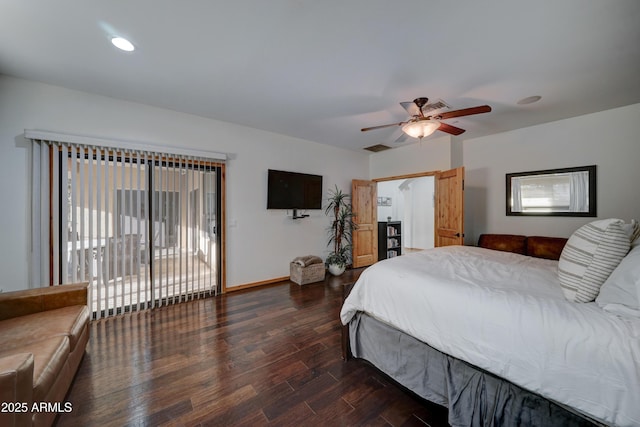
xmin=506 ymin=165 xmax=596 ymax=217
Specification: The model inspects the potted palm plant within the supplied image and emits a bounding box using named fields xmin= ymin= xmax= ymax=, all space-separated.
xmin=325 ymin=185 xmax=357 ymax=276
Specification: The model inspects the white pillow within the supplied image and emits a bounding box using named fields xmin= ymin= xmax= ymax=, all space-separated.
xmin=621 ymin=219 xmax=640 ymax=247
xmin=596 ymin=244 xmax=640 ymax=317
xmin=630 ymin=219 xmax=640 ymax=247
xmin=558 ymin=219 xmax=631 ymax=302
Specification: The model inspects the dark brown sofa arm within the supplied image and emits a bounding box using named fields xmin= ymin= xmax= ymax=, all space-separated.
xmin=478 ymin=234 xmax=527 ymax=255
xmin=526 ymin=236 xmax=568 ymax=260
xmin=477 ymin=234 xmax=568 ymax=261
xmin=0 ymin=282 xmax=88 ymax=321
xmin=0 ymin=353 xmax=34 ymax=427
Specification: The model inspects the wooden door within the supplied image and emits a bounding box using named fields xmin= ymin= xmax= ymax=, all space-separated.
xmin=351 ymin=180 xmax=377 ymax=268
xmin=435 ymin=167 xmax=464 ymax=247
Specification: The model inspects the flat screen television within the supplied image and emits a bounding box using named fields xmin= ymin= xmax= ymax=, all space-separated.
xmin=267 ymin=169 xmax=323 ymax=210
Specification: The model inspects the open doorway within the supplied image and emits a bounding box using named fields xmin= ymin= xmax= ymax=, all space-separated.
xmin=377 ymin=176 xmax=435 ymax=254
xmin=352 ymin=168 xmax=463 ymax=267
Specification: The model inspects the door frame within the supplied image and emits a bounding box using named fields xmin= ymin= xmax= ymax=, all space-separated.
xmin=373 ymin=170 xmax=439 ymax=184
xmin=374 ymin=168 xmax=464 ymax=248
xmin=352 ymin=168 xmax=463 ymax=266
xmin=352 ymin=171 xmax=440 ymax=266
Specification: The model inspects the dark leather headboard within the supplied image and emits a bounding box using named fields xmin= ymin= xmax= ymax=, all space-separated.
xmin=478 ymin=234 xmax=568 ymax=260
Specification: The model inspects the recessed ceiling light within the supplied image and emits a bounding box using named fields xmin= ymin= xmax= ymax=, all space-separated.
xmin=111 ymin=37 xmax=135 ymax=52
xmin=517 ymin=95 xmax=542 ymax=105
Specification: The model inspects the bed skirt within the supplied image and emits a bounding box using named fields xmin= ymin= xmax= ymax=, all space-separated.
xmin=348 ymin=312 xmax=598 ymax=427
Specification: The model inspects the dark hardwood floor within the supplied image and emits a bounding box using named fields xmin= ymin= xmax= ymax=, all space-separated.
xmin=56 ymin=269 xmax=450 ymax=426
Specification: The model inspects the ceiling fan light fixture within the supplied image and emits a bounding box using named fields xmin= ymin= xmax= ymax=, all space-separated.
xmin=402 ymin=120 xmax=440 ymax=139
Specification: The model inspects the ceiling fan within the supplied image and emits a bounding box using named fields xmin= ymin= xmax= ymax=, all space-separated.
xmin=361 ymin=97 xmax=491 ymax=140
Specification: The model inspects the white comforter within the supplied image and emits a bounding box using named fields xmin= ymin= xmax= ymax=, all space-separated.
xmin=340 ymin=246 xmax=640 ymax=427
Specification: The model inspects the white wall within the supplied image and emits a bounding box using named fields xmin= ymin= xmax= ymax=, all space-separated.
xmin=376 ymin=180 xmax=403 ymax=222
xmin=369 ymin=135 xmax=452 ymax=179
xmin=0 ymin=75 xmax=369 ymax=292
xmin=463 ymin=103 xmax=640 ymax=244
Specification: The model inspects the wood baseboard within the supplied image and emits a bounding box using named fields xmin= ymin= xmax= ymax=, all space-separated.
xmin=226 ymin=276 xmax=290 ymax=293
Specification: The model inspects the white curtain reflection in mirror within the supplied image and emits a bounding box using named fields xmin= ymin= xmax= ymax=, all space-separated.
xmin=511 ymin=171 xmax=589 ymax=213
xmin=570 ymin=171 xmax=589 ymax=212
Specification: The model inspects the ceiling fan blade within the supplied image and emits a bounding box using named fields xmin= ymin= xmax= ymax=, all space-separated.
xmin=361 ymin=121 xmax=407 ymax=132
xmin=400 ymin=101 xmax=421 ymax=117
xmin=437 ymin=122 xmax=466 ymax=136
xmin=435 ymin=105 xmax=492 ymax=120
xmin=401 ymin=97 xmax=430 ymax=117
xmin=394 ymin=132 xmax=410 ymax=143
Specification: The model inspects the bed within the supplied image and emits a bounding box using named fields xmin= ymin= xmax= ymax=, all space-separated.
xmin=340 ymin=229 xmax=640 ymax=427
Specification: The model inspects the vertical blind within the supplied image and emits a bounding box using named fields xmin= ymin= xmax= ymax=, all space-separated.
xmin=30 ymin=136 xmax=224 ymax=319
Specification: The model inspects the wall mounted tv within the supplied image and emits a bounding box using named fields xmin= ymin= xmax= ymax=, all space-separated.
xmin=267 ymin=169 xmax=323 ymax=210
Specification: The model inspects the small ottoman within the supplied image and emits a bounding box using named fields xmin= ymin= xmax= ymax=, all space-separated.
xmin=290 ymin=255 xmax=325 ymax=285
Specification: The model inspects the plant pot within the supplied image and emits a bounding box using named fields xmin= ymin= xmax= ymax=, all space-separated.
xmin=328 ymin=263 xmax=346 ymax=276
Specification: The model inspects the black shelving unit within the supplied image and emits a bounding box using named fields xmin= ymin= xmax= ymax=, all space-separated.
xmin=378 ymin=221 xmax=402 ymax=260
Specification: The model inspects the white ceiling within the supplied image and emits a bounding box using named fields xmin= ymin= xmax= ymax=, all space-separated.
xmin=1 ymin=1 xmax=639 ymax=152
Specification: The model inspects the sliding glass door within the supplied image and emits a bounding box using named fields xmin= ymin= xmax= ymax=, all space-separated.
xmin=58 ymin=145 xmax=222 ymax=318
xmin=147 ymin=160 xmax=219 ymax=309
